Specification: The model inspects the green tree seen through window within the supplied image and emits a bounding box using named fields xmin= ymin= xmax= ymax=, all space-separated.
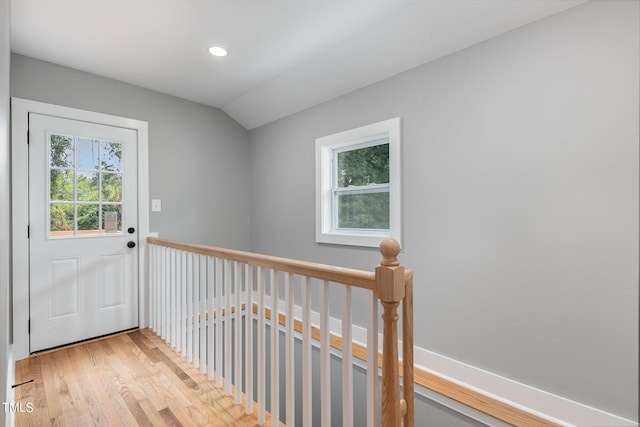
xmin=337 ymin=143 xmax=389 ymax=187
xmin=335 ymin=143 xmax=390 ymax=230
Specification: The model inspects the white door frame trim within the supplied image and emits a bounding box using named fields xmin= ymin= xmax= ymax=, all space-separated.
xmin=11 ymin=98 xmax=150 ymax=360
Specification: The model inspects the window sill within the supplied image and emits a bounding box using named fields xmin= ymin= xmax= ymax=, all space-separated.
xmin=316 ymin=230 xmax=397 ymax=248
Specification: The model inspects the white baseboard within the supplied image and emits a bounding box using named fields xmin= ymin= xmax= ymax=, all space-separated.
xmin=411 ymin=347 xmax=637 ymax=427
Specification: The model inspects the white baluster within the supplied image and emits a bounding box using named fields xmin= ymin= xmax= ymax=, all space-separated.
xmin=234 ymin=261 xmax=242 ymax=404
xmin=165 ymin=247 xmax=171 ymax=343
xmin=180 ymin=250 xmax=187 ymax=358
xmin=302 ymin=276 xmax=312 ymax=426
xmin=162 ymin=247 xmax=168 ymax=341
xmin=224 ymin=259 xmax=232 ymax=396
xmin=270 ymin=269 xmax=279 ymax=427
xmin=285 ymin=272 xmax=295 ymax=426
xmin=320 ymin=280 xmax=331 ymax=426
xmin=215 ymin=257 xmax=223 ymax=388
xmin=193 ymin=253 xmax=200 ymax=369
xmin=367 ymin=291 xmax=379 ymax=427
xmin=257 ymin=266 xmax=266 ymax=425
xmin=149 ymin=245 xmax=155 ymax=332
xmin=160 ymin=247 xmax=166 ymax=340
xmin=342 ymin=286 xmax=354 ymax=427
xmin=186 ymin=251 xmax=193 ymax=363
xmin=245 ymin=263 xmax=254 ymax=415
xmin=175 ymin=250 xmax=182 ymax=353
xmin=156 ymin=246 xmax=161 ymax=336
xmin=199 ymin=254 xmax=207 ymax=374
xmin=207 ymin=256 xmax=215 ymax=381
xmin=170 ymin=249 xmax=176 ymax=349
xmin=157 ymin=246 xmax=162 ymax=337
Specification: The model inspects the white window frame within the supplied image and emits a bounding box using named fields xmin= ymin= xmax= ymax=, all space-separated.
xmin=315 ymin=117 xmax=401 ymax=247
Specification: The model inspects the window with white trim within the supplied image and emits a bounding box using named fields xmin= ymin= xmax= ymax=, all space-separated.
xmin=316 ymin=118 xmax=401 ymax=247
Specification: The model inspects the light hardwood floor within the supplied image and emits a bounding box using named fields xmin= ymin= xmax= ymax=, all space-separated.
xmin=14 ymin=328 xmax=271 ymax=426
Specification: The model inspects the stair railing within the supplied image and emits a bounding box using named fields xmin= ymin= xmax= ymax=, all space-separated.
xmin=147 ymin=236 xmax=413 ymax=427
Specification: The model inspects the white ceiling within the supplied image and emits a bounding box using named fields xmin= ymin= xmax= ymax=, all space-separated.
xmin=10 ymin=0 xmax=585 ymax=130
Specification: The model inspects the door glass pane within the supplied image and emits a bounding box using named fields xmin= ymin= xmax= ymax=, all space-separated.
xmin=102 ymin=204 xmax=122 ymax=234
xmin=50 ymin=169 xmax=74 ymax=201
xmin=76 ymin=172 xmax=99 ymax=202
xmin=50 ymin=203 xmax=75 ymax=235
xmin=77 ymin=204 xmax=99 ymax=234
xmin=102 ymin=173 xmax=122 ymax=202
xmin=101 ymin=141 xmax=122 ymax=172
xmin=77 ymin=138 xmax=99 ymax=170
xmin=49 ymin=134 xmax=74 ymax=167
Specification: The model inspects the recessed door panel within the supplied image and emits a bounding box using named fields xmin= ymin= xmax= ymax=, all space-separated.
xmin=48 ymin=257 xmax=79 ymax=319
xmin=100 ymin=254 xmax=125 ymax=309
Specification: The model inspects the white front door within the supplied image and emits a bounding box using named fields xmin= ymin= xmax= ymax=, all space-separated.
xmin=29 ymin=113 xmax=139 ymax=352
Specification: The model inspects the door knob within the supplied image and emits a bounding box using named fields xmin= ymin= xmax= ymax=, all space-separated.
xmin=127 ymin=241 xmax=136 ymax=248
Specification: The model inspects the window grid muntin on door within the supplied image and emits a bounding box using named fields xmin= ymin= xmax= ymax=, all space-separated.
xmin=48 ymin=132 xmax=123 ymax=238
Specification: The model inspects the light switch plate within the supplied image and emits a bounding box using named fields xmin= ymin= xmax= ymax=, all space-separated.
xmin=151 ymin=199 xmax=162 ymax=212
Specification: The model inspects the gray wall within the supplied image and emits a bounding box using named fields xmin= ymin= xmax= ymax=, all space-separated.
xmin=249 ymin=0 xmax=639 ymax=421
xmin=10 ymin=54 xmax=251 ymax=250
xmin=1 ymin=0 xmax=11 ymax=413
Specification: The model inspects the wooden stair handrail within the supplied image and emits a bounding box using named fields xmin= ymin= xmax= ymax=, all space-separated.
xmin=148 ymin=236 xmax=414 ymax=427
xmin=147 ymin=237 xmax=375 ymax=290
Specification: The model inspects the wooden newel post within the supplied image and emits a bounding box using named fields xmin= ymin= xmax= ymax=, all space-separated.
xmin=376 ymin=238 xmax=405 ymax=427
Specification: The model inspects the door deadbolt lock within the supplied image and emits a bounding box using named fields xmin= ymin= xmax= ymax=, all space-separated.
xmin=127 ymin=241 xmax=136 ymax=249
xmin=128 ymin=227 xmax=135 ymax=234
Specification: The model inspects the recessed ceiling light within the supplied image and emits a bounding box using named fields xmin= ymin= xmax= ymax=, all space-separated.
xmin=208 ymin=46 xmax=228 ymax=57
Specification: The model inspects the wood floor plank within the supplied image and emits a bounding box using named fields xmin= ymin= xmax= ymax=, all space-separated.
xmin=66 ymin=381 xmax=100 ymax=426
xmin=68 ymin=345 xmax=126 ymax=427
xmin=138 ymin=398 xmax=172 ymax=427
xmin=111 ymin=362 xmax=155 ymax=426
xmin=108 ymin=335 xmax=174 ymax=414
xmin=51 ymin=350 xmax=83 ymax=423
xmin=15 ymin=328 xmax=274 ymax=426
xmin=128 ymin=329 xmax=162 ymax=363
xmin=147 ymin=334 xmax=249 ymax=426
xmin=159 ymin=407 xmax=184 ymax=427
xmin=84 ymin=343 xmax=141 ymax=426
xmin=39 ymin=353 xmax=63 ymax=424
xmin=158 ymin=326 xmax=276 ymax=427
xmin=14 ymin=357 xmax=46 ymax=427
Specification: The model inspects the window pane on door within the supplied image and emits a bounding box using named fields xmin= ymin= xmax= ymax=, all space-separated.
xmin=49 ymin=134 xmax=74 ymax=168
xmin=102 ymin=205 xmax=122 ymax=234
xmin=77 ymin=172 xmax=99 ymax=202
xmin=50 ymin=203 xmax=75 ymax=235
xmin=77 ymin=138 xmax=99 ymax=170
xmin=102 ymin=173 xmax=122 ymax=203
xmin=101 ymin=141 xmax=122 ymax=172
xmin=77 ymin=204 xmax=99 ymax=234
xmin=50 ymin=170 xmax=74 ymax=201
